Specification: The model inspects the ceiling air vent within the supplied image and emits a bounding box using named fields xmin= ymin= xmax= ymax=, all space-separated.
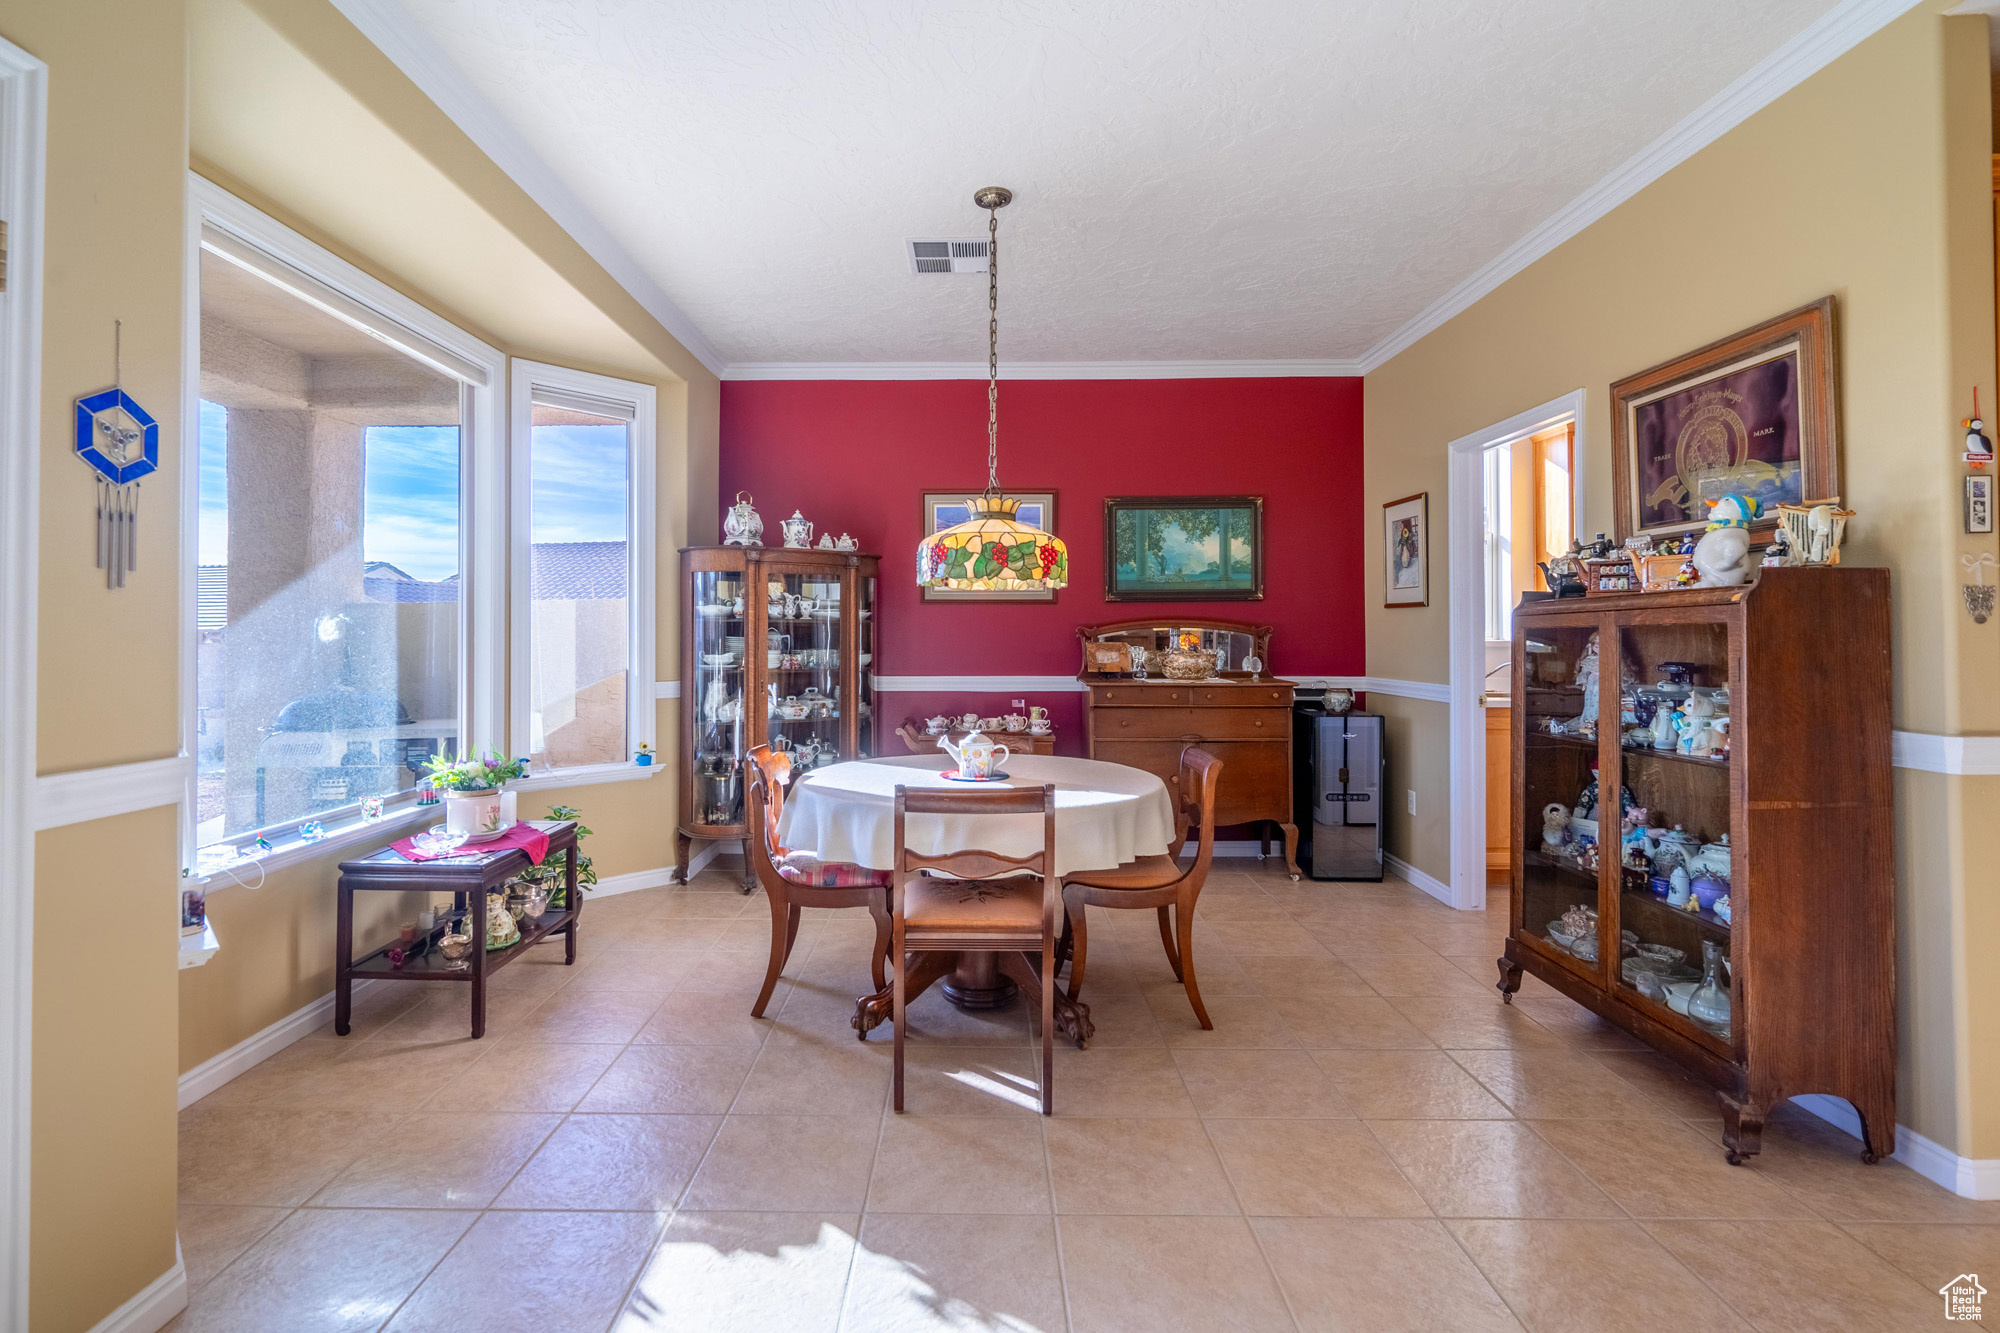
xmin=907 ymin=238 xmax=990 ymax=275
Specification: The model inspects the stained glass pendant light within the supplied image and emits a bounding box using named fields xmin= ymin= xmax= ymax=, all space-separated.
xmin=917 ymin=187 xmax=1069 ymax=593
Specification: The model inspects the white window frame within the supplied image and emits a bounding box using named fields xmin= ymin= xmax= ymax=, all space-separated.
xmin=180 ymin=174 xmax=507 ymax=878
xmin=507 ymin=358 xmax=657 ymax=789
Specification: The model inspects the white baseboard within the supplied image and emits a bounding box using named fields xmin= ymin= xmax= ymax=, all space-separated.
xmin=89 ymin=1248 xmax=187 ymax=1333
xmin=177 ymin=979 xmax=382 ymax=1111
xmin=1791 ymin=1093 xmax=2000 ymax=1199
xmin=592 ymin=865 xmax=678 ymax=898
xmin=1386 ymin=852 xmax=1454 ymax=907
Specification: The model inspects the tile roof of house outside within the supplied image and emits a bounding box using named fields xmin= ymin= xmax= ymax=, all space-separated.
xmin=201 ymin=542 xmax=627 ymax=615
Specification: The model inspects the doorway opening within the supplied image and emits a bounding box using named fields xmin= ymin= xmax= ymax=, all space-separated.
xmin=1446 ymin=391 xmax=1584 ymax=911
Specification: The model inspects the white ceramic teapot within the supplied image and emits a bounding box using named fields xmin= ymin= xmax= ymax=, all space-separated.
xmin=923 ymin=715 xmax=951 ymax=734
xmin=938 ymin=727 xmax=1010 ymax=780
xmin=780 ymin=510 xmax=814 ymax=549
xmin=723 ymin=491 xmax=764 ymax=546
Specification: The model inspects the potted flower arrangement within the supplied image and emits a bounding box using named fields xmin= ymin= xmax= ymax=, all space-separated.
xmin=517 ymin=804 xmax=597 ymax=908
xmin=423 ymin=751 xmax=528 ymax=839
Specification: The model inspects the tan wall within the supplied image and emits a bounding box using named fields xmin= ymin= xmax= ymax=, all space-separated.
xmin=4 ymin=0 xmax=716 ymax=1323
xmin=178 ymin=0 xmax=717 ymax=1075
xmin=1361 ymin=5 xmax=1999 ymax=1155
xmin=0 ymin=0 xmax=190 ymax=1326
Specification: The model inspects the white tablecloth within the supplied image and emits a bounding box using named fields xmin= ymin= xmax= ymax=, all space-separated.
xmin=777 ymin=754 xmax=1177 ymax=876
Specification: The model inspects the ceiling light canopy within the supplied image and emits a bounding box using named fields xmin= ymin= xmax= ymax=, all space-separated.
xmin=917 ymin=187 xmax=1068 ymax=593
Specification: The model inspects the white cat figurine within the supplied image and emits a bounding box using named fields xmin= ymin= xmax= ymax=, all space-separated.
xmin=1692 ymin=493 xmax=1761 ymax=587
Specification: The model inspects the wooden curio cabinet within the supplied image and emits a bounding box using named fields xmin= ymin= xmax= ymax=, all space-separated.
xmin=677 ymin=546 xmax=879 ymax=886
xmin=1501 ymin=567 xmax=1895 ymax=1166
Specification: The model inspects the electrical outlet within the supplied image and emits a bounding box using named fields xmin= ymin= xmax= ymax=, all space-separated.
xmin=1406 ymin=789 xmax=1417 ymax=816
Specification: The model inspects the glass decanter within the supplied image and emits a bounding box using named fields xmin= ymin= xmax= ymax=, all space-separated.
xmin=1687 ymin=939 xmax=1731 ymax=1039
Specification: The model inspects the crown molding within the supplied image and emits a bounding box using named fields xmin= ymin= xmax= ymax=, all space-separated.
xmin=326 ymin=0 xmax=727 ymax=379
xmin=721 ymin=359 xmax=1364 ymax=381
xmin=1352 ymin=0 xmax=1923 ymax=374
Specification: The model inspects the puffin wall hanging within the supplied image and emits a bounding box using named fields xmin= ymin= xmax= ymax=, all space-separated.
xmin=73 ymin=321 xmax=157 ymax=589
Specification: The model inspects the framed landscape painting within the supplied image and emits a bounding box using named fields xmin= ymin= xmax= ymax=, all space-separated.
xmin=1611 ymin=297 xmax=1839 ymax=541
xmin=920 ymin=489 xmax=1057 ymax=601
xmin=1383 ymin=492 xmax=1428 ymax=608
xmin=1104 ymin=496 xmax=1263 ymax=602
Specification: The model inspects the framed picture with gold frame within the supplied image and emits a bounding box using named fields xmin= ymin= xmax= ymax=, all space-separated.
xmin=1382 ymin=492 xmax=1428 ymax=609
xmin=1612 ymin=297 xmax=1839 ymax=542
xmin=919 ymin=489 xmax=1058 ymax=602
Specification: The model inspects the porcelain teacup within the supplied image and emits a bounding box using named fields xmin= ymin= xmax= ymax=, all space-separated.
xmin=924 ymin=715 xmax=950 ymax=734
xmin=959 ymin=712 xmax=981 ymax=729
xmin=1002 ymin=714 xmax=1027 ymax=732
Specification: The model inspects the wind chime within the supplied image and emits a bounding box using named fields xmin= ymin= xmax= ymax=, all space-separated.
xmin=73 ymin=321 xmax=159 ymax=589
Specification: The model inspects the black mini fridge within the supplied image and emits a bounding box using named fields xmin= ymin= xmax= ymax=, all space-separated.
xmin=1293 ymin=699 xmax=1385 ymax=881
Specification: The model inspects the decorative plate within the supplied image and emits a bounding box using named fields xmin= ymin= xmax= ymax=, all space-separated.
xmin=458 ymin=824 xmax=514 ymax=844
xmin=939 ymin=770 xmax=1012 ymax=783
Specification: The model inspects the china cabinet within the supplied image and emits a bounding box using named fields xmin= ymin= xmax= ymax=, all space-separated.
xmin=1500 ymin=567 xmax=1894 ymax=1165
xmin=1076 ymin=618 xmax=1298 ymax=877
xmin=678 ymin=546 xmax=879 ymax=887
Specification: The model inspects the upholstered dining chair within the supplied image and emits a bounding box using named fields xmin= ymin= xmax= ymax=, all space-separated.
xmin=742 ymin=746 xmax=893 ymax=1021
xmin=891 ymin=783 xmax=1061 ymax=1115
xmin=1059 ymin=747 xmax=1223 ymax=1029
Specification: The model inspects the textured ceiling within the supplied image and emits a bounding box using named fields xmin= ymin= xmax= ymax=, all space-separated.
xmin=390 ymin=0 xmax=1838 ymax=366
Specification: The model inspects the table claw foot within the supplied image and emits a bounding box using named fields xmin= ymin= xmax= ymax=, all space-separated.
xmin=1054 ymin=996 xmax=1095 ymax=1050
xmin=852 ymin=990 xmax=892 ymax=1041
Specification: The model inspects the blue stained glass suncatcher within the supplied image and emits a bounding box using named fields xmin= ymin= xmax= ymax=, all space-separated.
xmin=73 ymin=387 xmax=159 ymax=485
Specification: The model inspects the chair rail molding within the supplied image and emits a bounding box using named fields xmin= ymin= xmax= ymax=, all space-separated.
xmin=1890 ymin=730 xmax=2000 ymax=775
xmin=0 ymin=34 xmax=45 ymax=1331
xmin=34 ymin=755 xmax=191 ymax=831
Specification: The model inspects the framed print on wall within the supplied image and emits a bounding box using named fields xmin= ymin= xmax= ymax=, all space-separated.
xmin=1611 ymin=297 xmax=1839 ymax=542
xmin=1382 ymin=492 xmax=1429 ymax=608
xmin=1103 ymin=496 xmax=1264 ymax=602
xmin=920 ymin=490 xmax=1057 ymax=601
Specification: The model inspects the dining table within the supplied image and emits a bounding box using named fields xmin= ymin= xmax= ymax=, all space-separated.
xmin=777 ymin=752 xmax=1179 ymax=1044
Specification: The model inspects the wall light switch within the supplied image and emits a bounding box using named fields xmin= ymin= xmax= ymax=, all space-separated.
xmin=1406 ymin=790 xmax=1417 ymax=816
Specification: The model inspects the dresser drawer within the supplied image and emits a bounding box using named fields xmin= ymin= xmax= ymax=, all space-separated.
xmin=1090 ymin=738 xmax=1291 ymax=826
xmin=1090 ymin=685 xmax=1190 ymax=707
xmin=1100 ymin=706 xmax=1283 ymax=741
xmin=1189 ymin=685 xmax=1292 ymax=708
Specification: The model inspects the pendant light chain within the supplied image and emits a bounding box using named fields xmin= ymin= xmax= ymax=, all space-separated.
xmin=985 ymin=200 xmax=1000 ymax=496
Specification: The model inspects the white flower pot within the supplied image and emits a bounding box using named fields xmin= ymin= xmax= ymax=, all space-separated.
xmin=444 ymin=788 xmax=506 ymax=837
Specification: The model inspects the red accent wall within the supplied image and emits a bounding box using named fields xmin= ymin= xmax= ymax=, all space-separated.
xmin=719 ymin=377 xmax=1365 ymax=752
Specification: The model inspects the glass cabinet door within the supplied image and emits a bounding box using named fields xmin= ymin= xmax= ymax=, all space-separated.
xmin=1517 ymin=621 xmax=1612 ymax=977
xmin=1611 ymin=619 xmax=1734 ymax=1053
xmin=855 ymin=571 xmax=876 ymax=758
xmin=766 ymin=568 xmax=846 ymax=770
xmin=690 ymin=566 xmax=749 ymax=827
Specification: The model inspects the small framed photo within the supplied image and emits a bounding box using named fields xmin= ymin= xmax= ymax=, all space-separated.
xmin=1968 ymin=475 xmax=1993 ymax=534
xmin=1383 ymin=492 xmax=1429 ymax=608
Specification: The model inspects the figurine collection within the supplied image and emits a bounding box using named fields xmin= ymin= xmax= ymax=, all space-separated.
xmin=1534 ymin=491 xmax=1853 ymax=602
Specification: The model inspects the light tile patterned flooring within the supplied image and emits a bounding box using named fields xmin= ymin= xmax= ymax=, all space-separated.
xmin=172 ymin=860 xmax=1994 ymax=1332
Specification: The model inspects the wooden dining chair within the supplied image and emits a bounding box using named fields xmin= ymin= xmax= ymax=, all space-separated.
xmin=891 ymin=783 xmax=1060 ymax=1115
xmin=1059 ymin=747 xmax=1223 ymax=1029
xmin=742 ymin=746 xmax=893 ymax=1020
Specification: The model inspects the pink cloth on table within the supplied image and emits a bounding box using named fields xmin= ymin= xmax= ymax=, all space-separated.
xmin=391 ymin=821 xmax=551 ymax=865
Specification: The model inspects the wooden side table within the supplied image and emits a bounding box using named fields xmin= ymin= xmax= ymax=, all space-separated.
xmin=896 ymin=723 xmax=1058 ymax=756
xmin=335 ymin=819 xmax=580 ymax=1039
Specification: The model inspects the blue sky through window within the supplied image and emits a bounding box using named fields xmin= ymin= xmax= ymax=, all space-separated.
xmin=532 ymin=424 xmax=628 ymax=543
xmin=199 ymin=405 xmax=624 ymax=579
xmin=363 ymin=426 xmax=461 ymax=579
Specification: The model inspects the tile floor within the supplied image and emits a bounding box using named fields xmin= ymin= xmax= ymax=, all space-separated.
xmin=171 ymin=860 xmax=1994 ymax=1332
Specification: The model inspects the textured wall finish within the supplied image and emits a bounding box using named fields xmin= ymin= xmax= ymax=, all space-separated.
xmin=387 ymin=0 xmax=1837 ymax=364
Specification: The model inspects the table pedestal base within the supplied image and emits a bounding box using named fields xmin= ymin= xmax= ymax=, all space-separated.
xmin=941 ymin=952 xmax=1019 ymax=1009
xmin=853 ymin=949 xmax=1093 ymax=1048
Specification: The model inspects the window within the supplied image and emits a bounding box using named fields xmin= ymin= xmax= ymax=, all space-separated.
xmin=187 ymin=178 xmax=502 ymax=866
xmin=1482 ymin=442 xmax=1513 ymax=642
xmin=1535 ymin=423 xmax=1575 ymax=584
xmin=510 ymin=362 xmax=656 ymax=775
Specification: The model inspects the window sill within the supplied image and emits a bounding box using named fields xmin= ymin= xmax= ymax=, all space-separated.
xmin=511 ymin=762 xmax=657 ymax=794
xmin=179 ymin=922 xmax=221 ymax=969
xmin=186 ymin=800 xmax=432 ymax=887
